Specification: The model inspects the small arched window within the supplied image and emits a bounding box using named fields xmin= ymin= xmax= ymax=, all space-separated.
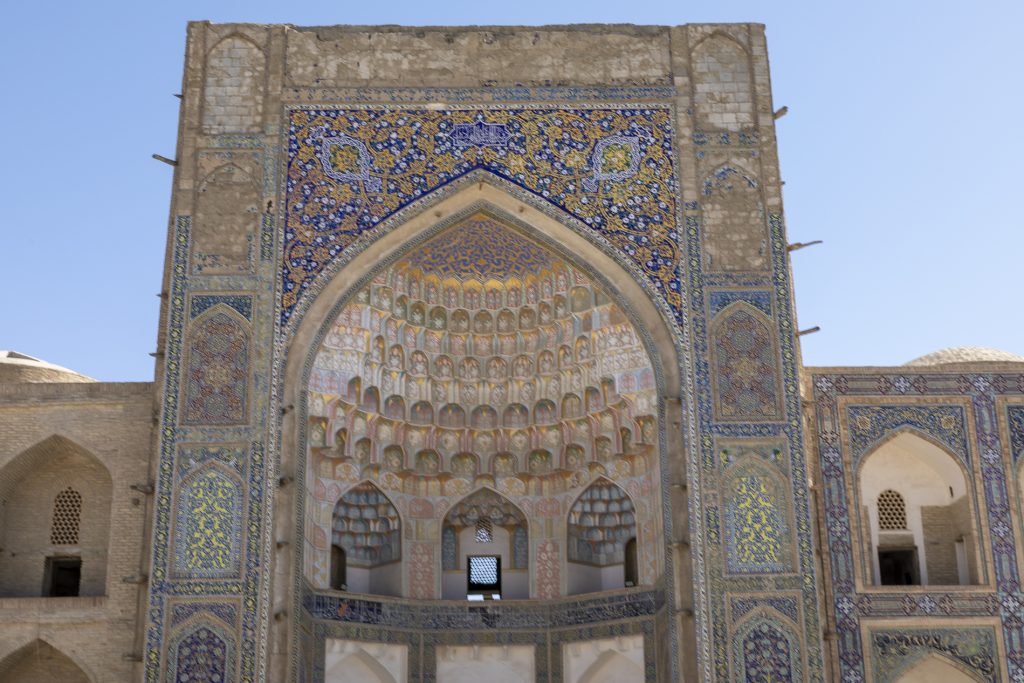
xmin=50 ymin=488 xmax=82 ymax=545
xmin=877 ymin=489 xmax=907 ymax=531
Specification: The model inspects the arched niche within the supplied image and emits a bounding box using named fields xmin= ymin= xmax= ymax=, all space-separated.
xmin=441 ymin=488 xmax=528 ymax=600
xmin=859 ymin=430 xmax=980 ymax=586
xmin=191 ymin=162 xmax=261 ymax=274
xmin=330 ymin=482 xmax=402 ymax=596
xmin=181 ymin=306 xmax=250 ymax=426
xmin=202 ymin=34 xmax=265 ymax=134
xmin=708 ymin=302 xmax=781 ymax=421
xmin=0 ymin=639 xmax=93 ymax=682
xmin=699 ymin=163 xmax=766 ymax=272
xmin=731 ymin=614 xmax=801 ymax=683
xmin=278 ymin=178 xmax=686 ymax=676
xmin=566 ymin=478 xmax=638 ymax=595
xmin=690 ymin=32 xmax=754 ymax=133
xmin=167 ymin=618 xmax=236 ymax=683
xmin=563 ymin=634 xmax=645 ymax=683
xmin=324 ymin=640 xmax=408 ymax=683
xmin=325 ymin=648 xmax=398 ymax=683
xmin=0 ymin=435 xmax=112 ymax=597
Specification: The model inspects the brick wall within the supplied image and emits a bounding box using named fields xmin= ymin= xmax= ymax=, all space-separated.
xmin=0 ymin=380 xmax=155 ymax=681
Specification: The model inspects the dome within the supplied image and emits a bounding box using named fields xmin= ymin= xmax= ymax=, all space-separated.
xmin=904 ymin=346 xmax=1024 ymax=367
xmin=0 ymin=351 xmax=96 ymax=383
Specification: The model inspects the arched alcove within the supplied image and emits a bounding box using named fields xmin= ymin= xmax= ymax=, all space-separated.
xmin=0 ymin=435 xmax=113 ymax=597
xmin=441 ymin=488 xmax=528 ymax=600
xmin=181 ymin=307 xmax=250 ymax=426
xmin=859 ymin=430 xmax=980 ymax=586
xmin=296 ymin=201 xmax=670 ymax=602
xmin=0 ymin=639 xmax=92 ymax=682
xmin=277 ymin=177 xmax=686 ymax=678
xmin=690 ymin=32 xmax=754 ymax=133
xmin=699 ymin=163 xmax=766 ymax=272
xmin=330 ymin=482 xmax=402 ymax=596
xmin=202 ymin=34 xmax=265 ymax=134
xmin=709 ymin=303 xmax=781 ymax=420
xmin=566 ymin=478 xmax=638 ymax=595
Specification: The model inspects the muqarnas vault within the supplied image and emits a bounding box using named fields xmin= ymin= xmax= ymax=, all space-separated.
xmin=0 ymin=22 xmax=1023 ymax=683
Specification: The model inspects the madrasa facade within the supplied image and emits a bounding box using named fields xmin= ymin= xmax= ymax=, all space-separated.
xmin=1 ymin=21 xmax=1022 ymax=683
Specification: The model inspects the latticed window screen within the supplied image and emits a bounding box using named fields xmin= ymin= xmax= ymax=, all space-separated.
xmin=475 ymin=518 xmax=493 ymax=543
xmin=468 ymin=556 xmax=498 ymax=585
xmin=877 ymin=489 xmax=907 ymax=530
xmin=50 ymin=488 xmax=82 ymax=545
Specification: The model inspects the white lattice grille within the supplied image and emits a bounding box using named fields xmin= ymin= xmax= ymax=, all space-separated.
xmin=877 ymin=489 xmax=907 ymax=531
xmin=469 ymin=556 xmax=498 ymax=585
xmin=475 ymin=518 xmax=493 ymax=543
xmin=50 ymin=488 xmax=82 ymax=545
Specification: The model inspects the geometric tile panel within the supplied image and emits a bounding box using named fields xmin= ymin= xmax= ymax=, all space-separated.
xmin=182 ymin=310 xmax=250 ymax=425
xmin=710 ymin=305 xmax=782 ymax=421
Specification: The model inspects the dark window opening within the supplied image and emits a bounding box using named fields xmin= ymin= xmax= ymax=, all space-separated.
xmin=624 ymin=537 xmax=638 ymax=587
xmin=44 ymin=556 xmax=81 ymax=597
xmin=330 ymin=544 xmax=347 ymax=591
xmin=467 ymin=555 xmax=500 ymax=599
xmin=878 ymin=549 xmax=919 ymax=586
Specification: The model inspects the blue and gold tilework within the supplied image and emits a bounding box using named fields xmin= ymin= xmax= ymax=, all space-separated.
xmin=284 ymin=107 xmax=679 ymax=321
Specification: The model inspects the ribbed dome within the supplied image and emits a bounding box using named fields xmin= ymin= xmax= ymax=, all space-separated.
xmin=0 ymin=351 xmax=95 ymax=383
xmin=904 ymin=347 xmax=1024 ymax=367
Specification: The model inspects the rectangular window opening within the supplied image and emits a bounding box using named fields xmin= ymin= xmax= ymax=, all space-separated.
xmin=44 ymin=556 xmax=82 ymax=597
xmin=467 ymin=555 xmax=501 ymax=599
xmin=878 ymin=548 xmax=919 ymax=586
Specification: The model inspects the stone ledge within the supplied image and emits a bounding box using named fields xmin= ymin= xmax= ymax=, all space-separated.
xmin=0 ymin=595 xmax=109 ymax=616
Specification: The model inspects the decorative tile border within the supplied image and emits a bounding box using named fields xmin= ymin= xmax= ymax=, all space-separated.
xmin=812 ymin=372 xmax=1024 ymax=682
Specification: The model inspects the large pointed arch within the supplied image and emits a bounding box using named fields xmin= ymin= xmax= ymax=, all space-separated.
xmin=275 ymin=176 xmax=692 ymax=679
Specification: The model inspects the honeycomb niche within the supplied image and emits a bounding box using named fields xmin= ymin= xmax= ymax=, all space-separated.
xmin=304 ymin=212 xmax=662 ymax=600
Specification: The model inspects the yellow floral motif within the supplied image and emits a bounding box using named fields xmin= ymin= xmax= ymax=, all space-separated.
xmin=329 ymin=144 xmax=361 ymax=175
xmin=728 ymin=475 xmax=785 ymax=571
xmin=185 ymin=470 xmax=237 ymax=571
xmin=601 ymin=143 xmax=633 ymax=173
xmin=284 ymin=107 xmax=679 ymax=320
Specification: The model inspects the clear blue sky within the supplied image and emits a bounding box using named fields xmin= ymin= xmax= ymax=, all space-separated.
xmin=1 ymin=1 xmax=1020 ymax=381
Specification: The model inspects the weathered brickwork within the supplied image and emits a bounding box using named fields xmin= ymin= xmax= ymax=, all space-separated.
xmin=0 ymin=380 xmax=154 ymax=681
